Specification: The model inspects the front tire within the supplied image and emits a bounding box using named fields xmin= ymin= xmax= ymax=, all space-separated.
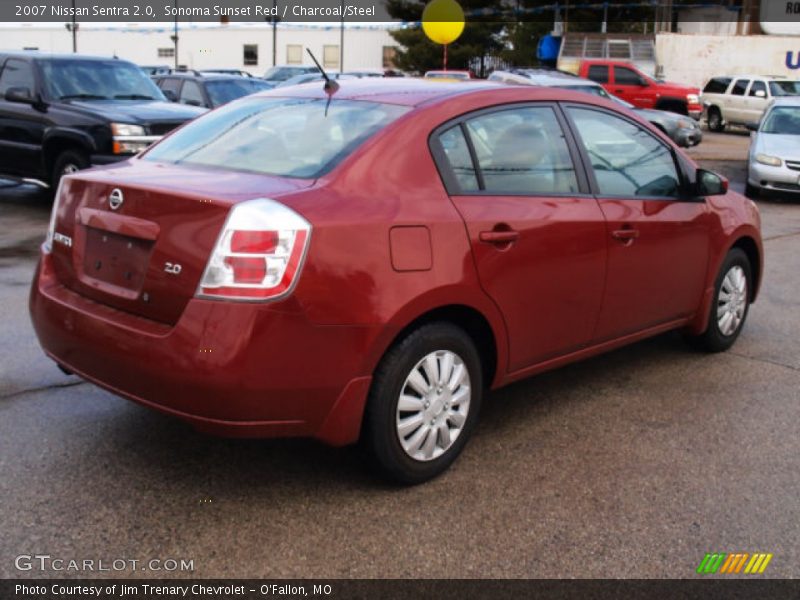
xmin=686 ymin=248 xmax=751 ymax=352
xmin=51 ymin=148 xmax=89 ymax=189
xmin=362 ymin=323 xmax=483 ymax=484
xmin=707 ymin=107 xmax=725 ymax=132
xmin=745 ymin=181 xmax=759 ymax=199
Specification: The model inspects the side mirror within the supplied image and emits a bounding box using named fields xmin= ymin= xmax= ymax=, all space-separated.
xmin=695 ymin=169 xmax=728 ymax=196
xmin=638 ymin=79 xmax=649 ymax=87
xmin=745 ymin=121 xmax=759 ymax=132
xmin=5 ymin=86 xmax=33 ymax=104
xmin=162 ymin=89 xmax=177 ymax=102
xmin=754 ymin=89 xmax=766 ymax=98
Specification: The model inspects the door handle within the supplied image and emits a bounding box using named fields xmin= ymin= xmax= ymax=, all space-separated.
xmin=479 ymin=230 xmax=520 ymax=245
xmin=615 ymin=89 xmax=624 ymax=94
xmin=611 ymin=228 xmax=640 ymax=242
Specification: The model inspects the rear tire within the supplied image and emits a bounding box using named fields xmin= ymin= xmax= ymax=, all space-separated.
xmin=51 ymin=148 xmax=89 ymax=189
xmin=707 ymin=107 xmax=725 ymax=132
xmin=362 ymin=322 xmax=483 ymax=485
xmin=685 ymin=248 xmax=751 ymax=353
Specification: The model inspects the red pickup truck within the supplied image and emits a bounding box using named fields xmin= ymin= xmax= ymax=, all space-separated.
xmin=578 ymin=60 xmax=702 ymax=119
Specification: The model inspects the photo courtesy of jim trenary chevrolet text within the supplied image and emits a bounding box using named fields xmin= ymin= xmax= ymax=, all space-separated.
xmin=0 ymin=0 xmax=799 ymax=597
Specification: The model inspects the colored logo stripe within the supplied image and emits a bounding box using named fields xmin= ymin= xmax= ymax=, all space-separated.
xmin=697 ymin=553 xmax=773 ymax=574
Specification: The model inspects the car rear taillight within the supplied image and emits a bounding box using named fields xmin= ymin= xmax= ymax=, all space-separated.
xmin=43 ymin=177 xmax=67 ymax=254
xmin=197 ymin=198 xmax=311 ymax=301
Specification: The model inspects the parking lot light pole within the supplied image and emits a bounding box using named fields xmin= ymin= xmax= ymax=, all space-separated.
xmin=64 ymin=0 xmax=78 ymax=53
xmin=170 ymin=0 xmax=179 ymax=69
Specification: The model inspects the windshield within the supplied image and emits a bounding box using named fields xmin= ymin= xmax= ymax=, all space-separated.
xmin=557 ymin=84 xmax=610 ymax=98
xmin=769 ymin=81 xmax=800 ymax=96
xmin=143 ymin=97 xmax=410 ymax=178
xmin=761 ymin=106 xmax=800 ymax=134
xmin=205 ymin=79 xmax=269 ymax=107
xmin=40 ymin=59 xmax=165 ymax=101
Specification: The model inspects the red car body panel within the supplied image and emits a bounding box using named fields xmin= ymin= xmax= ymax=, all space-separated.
xmin=578 ymin=60 xmax=703 ymax=118
xmin=29 ymin=80 xmax=762 ymax=446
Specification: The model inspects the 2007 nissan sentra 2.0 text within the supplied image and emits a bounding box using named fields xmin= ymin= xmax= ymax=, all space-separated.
xmin=29 ymin=79 xmax=763 ymax=484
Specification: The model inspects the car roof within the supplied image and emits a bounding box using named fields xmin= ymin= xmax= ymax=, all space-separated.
xmin=0 ymin=51 xmax=134 ymax=63
xmin=255 ymin=77 xmax=618 ymax=108
xmin=156 ymin=73 xmax=246 ymax=82
xmin=724 ymin=74 xmax=794 ymax=81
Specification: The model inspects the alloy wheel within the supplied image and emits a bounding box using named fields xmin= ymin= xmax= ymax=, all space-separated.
xmin=717 ymin=265 xmax=747 ymax=336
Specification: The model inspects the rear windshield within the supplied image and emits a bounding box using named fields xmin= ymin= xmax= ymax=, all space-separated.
xmin=143 ymin=97 xmax=409 ymax=178
xmin=770 ymin=81 xmax=800 ymax=96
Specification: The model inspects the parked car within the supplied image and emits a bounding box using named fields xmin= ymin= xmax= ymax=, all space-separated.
xmin=424 ymin=70 xmax=472 ymax=81
xmin=0 ymin=52 xmax=204 ymax=188
xmin=154 ymin=72 xmax=273 ymax=109
xmin=140 ymin=65 xmax=171 ymax=77
xmin=199 ymin=69 xmax=255 ymax=78
xmin=701 ymin=75 xmax=800 ymax=132
xmin=579 ymin=60 xmax=702 ymax=118
xmin=30 ymin=80 xmax=762 ymax=483
xmin=746 ymin=97 xmax=800 ymax=198
xmin=262 ymin=65 xmax=319 ymax=84
xmin=276 ymin=72 xmax=357 ymax=88
xmin=488 ymin=69 xmax=702 ymax=147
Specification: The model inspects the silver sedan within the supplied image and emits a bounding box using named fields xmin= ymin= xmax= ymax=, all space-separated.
xmin=747 ymin=97 xmax=800 ymax=198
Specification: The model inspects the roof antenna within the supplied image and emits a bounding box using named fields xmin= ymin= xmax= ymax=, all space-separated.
xmin=306 ymin=48 xmax=339 ymax=116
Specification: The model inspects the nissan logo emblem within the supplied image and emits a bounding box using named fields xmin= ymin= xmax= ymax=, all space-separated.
xmin=108 ymin=189 xmax=124 ymax=211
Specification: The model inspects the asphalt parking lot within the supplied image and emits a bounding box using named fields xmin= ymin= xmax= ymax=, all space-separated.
xmin=1 ymin=130 xmax=798 ymax=579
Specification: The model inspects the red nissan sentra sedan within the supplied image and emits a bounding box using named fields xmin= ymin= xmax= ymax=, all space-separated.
xmin=30 ymin=79 xmax=763 ymax=483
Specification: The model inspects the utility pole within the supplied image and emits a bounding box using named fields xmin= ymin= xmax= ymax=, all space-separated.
xmin=170 ymin=0 xmax=179 ymax=69
xmin=65 ymin=0 xmax=79 ymax=53
xmin=340 ymin=0 xmax=344 ymax=73
xmin=272 ymin=0 xmax=278 ymax=66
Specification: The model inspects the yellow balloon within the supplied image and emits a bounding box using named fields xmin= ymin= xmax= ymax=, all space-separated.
xmin=422 ymin=0 xmax=465 ymax=45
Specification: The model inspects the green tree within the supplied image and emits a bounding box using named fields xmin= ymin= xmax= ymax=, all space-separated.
xmin=387 ymin=0 xmax=506 ymax=77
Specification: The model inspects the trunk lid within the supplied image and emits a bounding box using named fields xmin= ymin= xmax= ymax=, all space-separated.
xmin=49 ymin=160 xmax=313 ymax=325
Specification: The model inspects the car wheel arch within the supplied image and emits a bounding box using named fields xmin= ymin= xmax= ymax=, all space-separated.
xmin=368 ymin=298 xmax=508 ymax=392
xmin=43 ymin=132 xmax=94 ymax=176
xmin=730 ymin=236 xmax=761 ymax=302
xmin=687 ymin=233 xmax=762 ymax=336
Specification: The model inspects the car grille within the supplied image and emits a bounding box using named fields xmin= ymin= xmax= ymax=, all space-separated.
xmin=785 ymin=160 xmax=800 ymax=172
xmin=147 ymin=122 xmax=183 ymax=136
xmin=768 ymin=181 xmax=800 ymax=191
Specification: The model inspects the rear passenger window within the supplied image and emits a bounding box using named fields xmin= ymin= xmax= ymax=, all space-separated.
xmin=587 ymin=65 xmax=609 ymax=84
xmin=703 ymin=77 xmax=731 ymax=94
xmin=731 ymin=79 xmax=749 ymax=96
xmin=438 ymin=126 xmax=479 ymax=193
xmin=749 ymin=80 xmax=766 ymax=97
xmin=158 ymin=78 xmax=182 ymax=96
xmin=462 ymin=106 xmax=579 ymax=195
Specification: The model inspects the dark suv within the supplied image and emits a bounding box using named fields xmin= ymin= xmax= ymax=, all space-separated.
xmin=0 ymin=52 xmax=205 ymax=188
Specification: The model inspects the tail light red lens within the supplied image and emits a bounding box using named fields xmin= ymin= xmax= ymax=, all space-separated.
xmin=198 ymin=198 xmax=311 ymax=301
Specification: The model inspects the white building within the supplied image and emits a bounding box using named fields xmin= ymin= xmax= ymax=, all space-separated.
xmin=0 ymin=22 xmax=400 ymax=75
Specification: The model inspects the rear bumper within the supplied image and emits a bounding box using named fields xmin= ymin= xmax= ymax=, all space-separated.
xmin=29 ymin=252 xmax=375 ymax=446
